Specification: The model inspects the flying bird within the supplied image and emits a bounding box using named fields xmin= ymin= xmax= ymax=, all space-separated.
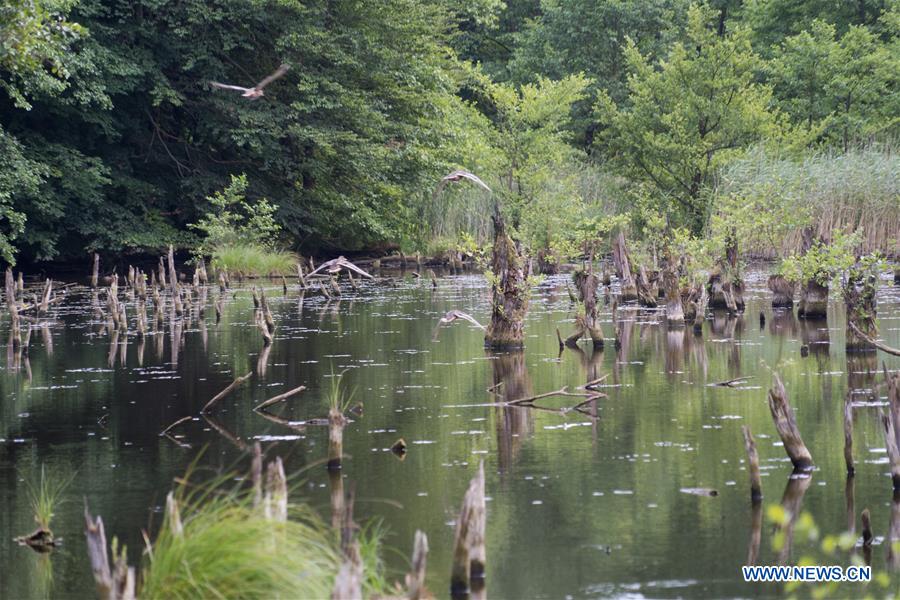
xmin=432 ymin=309 xmax=485 ymax=341
xmin=307 ymin=256 xmax=374 ymax=280
xmin=210 ymin=63 xmax=290 ymax=100
xmin=433 ymin=169 xmax=492 ymax=199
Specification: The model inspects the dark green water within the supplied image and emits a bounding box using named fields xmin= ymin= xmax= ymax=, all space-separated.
xmin=1 ymin=268 xmax=899 ymax=599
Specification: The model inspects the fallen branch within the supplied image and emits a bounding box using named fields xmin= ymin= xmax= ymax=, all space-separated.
xmin=201 ymin=371 xmax=253 ymax=413
xmin=159 ymin=415 xmax=193 ymax=437
xmin=253 ymin=385 xmax=307 ymax=411
xmin=848 ymin=320 xmax=900 ymax=356
xmin=710 ymin=375 xmax=753 ymax=387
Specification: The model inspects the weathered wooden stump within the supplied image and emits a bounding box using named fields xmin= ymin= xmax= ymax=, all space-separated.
xmin=767 ymin=374 xmax=813 ymax=471
xmin=767 ymin=274 xmax=795 ymax=308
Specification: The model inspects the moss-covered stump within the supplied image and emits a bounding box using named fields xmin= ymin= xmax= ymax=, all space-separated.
xmin=844 ymin=266 xmax=877 ymax=353
xmin=798 ymin=280 xmax=828 ymax=318
xmin=484 ymin=215 xmax=530 ymax=350
xmin=767 ymin=275 xmax=795 ymax=308
xmin=535 ymin=248 xmax=560 ymax=275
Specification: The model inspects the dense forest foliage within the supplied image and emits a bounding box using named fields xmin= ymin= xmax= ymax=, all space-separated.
xmin=1 ymin=0 xmax=898 ymax=266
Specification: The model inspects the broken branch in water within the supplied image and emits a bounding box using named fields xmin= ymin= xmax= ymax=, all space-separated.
xmin=201 ymin=371 xmax=253 ymax=413
xmin=709 ymin=375 xmax=753 ymax=387
xmin=253 ymin=385 xmax=307 ymax=412
xmin=848 ymin=320 xmax=900 ymax=356
xmin=450 ymin=461 xmax=486 ymax=595
xmin=506 ymin=385 xmax=596 ymax=406
xmin=742 ymin=425 xmax=763 ymax=502
xmin=159 ymin=415 xmax=193 ymax=437
xmin=579 ymin=374 xmax=609 ymax=390
xmin=767 ymin=373 xmax=813 ymax=471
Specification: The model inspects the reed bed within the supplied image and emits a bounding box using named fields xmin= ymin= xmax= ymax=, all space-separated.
xmin=714 ymin=144 xmax=899 ymax=258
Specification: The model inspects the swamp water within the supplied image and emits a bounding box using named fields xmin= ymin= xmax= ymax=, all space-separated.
xmin=1 ymin=267 xmax=899 ymax=599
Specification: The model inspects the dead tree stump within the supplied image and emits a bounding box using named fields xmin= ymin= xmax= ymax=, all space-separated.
xmin=767 ymin=274 xmax=795 ymax=308
xmin=484 ymin=213 xmax=529 ymax=350
xmin=767 ymin=373 xmax=813 ymax=472
xmin=844 ymin=263 xmax=877 ymax=353
xmin=612 ymin=231 xmax=638 ymax=302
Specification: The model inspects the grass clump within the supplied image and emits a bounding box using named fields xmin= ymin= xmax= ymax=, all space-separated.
xmin=210 ymin=243 xmax=298 ymax=277
xmin=136 ymin=461 xmax=388 ymax=599
xmin=142 ymin=491 xmax=339 ymax=599
xmin=25 ymin=464 xmax=74 ymax=533
xmin=16 ymin=464 xmax=75 ymax=549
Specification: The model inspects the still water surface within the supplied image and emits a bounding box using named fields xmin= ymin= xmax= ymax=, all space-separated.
xmin=1 ymin=267 xmax=898 ymax=599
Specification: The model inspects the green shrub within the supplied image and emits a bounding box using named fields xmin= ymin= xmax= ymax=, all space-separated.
xmin=211 ymin=243 xmax=297 ymax=277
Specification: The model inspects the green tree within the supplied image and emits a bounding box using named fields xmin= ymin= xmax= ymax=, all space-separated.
xmin=595 ymin=3 xmax=780 ymax=232
xmin=475 ymin=72 xmax=592 ymax=254
xmin=769 ymin=20 xmax=899 ymax=148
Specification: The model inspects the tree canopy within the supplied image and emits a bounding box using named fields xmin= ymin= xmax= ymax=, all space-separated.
xmin=0 ymin=0 xmax=897 ymax=265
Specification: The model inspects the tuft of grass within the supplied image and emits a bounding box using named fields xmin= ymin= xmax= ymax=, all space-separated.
xmin=326 ymin=369 xmax=356 ymax=413
xmin=141 ymin=466 xmax=387 ymax=599
xmin=210 ymin=243 xmax=298 ymax=277
xmin=24 ymin=464 xmax=75 ymax=532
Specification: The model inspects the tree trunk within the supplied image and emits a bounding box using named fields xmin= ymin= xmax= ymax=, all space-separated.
xmin=767 ymin=274 xmax=795 ymax=308
xmin=535 ymin=248 xmax=559 ymax=275
xmin=844 ymin=265 xmax=877 ymax=353
xmin=663 ymin=266 xmax=684 ymax=326
xmin=636 ymin=265 xmax=658 ymax=307
xmin=798 ymin=280 xmax=828 ymax=318
xmin=484 ymin=214 xmax=529 ymax=350
xmin=611 ymin=231 xmax=638 ymax=302
xmin=570 ymin=268 xmax=603 ymax=348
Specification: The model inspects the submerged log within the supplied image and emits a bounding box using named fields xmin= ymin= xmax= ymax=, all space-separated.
xmin=484 ymin=213 xmax=529 ymax=350
xmin=450 ymin=461 xmax=486 ymax=595
xmin=767 ymin=373 xmax=813 ymax=471
xmin=767 ymin=274 xmax=795 ymax=308
xmin=741 ymin=425 xmax=763 ymax=502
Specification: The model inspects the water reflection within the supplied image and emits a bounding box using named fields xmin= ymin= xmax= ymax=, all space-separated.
xmin=0 ymin=269 xmax=897 ymax=599
xmin=489 ymin=351 xmax=534 ymax=473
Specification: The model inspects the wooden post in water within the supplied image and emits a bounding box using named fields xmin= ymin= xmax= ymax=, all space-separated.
xmin=843 ymin=393 xmax=854 ymax=476
xmin=767 ymin=373 xmax=813 ymax=471
xmin=881 ymin=408 xmax=900 ymax=491
xmin=327 ymin=408 xmax=345 ymax=471
xmin=450 ymin=461 xmax=486 ymax=596
xmin=91 ymin=253 xmax=100 ymax=288
xmin=406 ymin=530 xmax=429 ymax=600
xmin=167 ymin=245 xmax=177 ymax=291
xmin=741 ymin=426 xmax=762 ymax=502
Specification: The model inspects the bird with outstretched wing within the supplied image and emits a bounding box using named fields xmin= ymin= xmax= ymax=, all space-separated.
xmin=432 ymin=169 xmax=492 ymax=199
xmin=210 ymin=63 xmax=290 ymax=100
xmin=432 ymin=309 xmax=485 ymax=340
